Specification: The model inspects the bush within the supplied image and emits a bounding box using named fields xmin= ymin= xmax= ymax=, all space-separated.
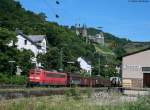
xmin=65 ymin=86 xmax=82 ymax=100
xmin=0 ymin=74 xmax=27 ymax=85
xmin=0 ymin=73 xmax=10 ymax=84
xmin=11 ymin=75 xmax=27 ymax=85
xmin=131 ymin=95 xmax=150 ymax=110
xmin=86 ymin=88 xmax=93 ymax=98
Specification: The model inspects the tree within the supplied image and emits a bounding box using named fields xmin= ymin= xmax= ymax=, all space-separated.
xmin=16 ymin=49 xmax=34 ymax=75
xmin=113 ymin=47 xmax=126 ymax=57
xmin=0 ymin=28 xmax=16 ymax=48
xmin=0 ymin=28 xmax=17 ymax=74
xmin=37 ymin=47 xmax=60 ymax=70
xmin=38 ymin=12 xmax=47 ymax=21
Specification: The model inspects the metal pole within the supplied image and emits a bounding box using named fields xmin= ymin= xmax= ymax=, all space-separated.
xmin=8 ymin=60 xmax=15 ymax=99
xmin=10 ymin=63 xmax=12 ymax=100
xmin=8 ymin=61 xmax=15 ymax=85
xmin=98 ymin=54 xmax=100 ymax=75
xmin=59 ymin=48 xmax=63 ymax=72
xmin=90 ymin=70 xmax=92 ymax=87
xmin=66 ymin=61 xmax=75 ymax=88
xmin=86 ymin=35 xmax=88 ymax=44
xmin=10 ymin=63 xmax=12 ymax=85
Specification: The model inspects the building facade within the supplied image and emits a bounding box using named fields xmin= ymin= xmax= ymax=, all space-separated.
xmin=122 ymin=48 xmax=150 ymax=88
xmin=9 ymin=31 xmax=48 ymax=67
xmin=75 ymin=24 xmax=105 ymax=45
xmin=89 ymin=33 xmax=104 ymax=45
xmin=16 ymin=33 xmax=47 ymax=56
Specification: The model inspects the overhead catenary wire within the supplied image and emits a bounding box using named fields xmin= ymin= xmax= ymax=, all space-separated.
xmin=43 ymin=0 xmax=58 ymax=20
xmin=0 ymin=1 xmax=61 ymax=25
xmin=44 ymin=0 xmax=83 ymax=27
xmin=0 ymin=0 xmax=84 ymax=28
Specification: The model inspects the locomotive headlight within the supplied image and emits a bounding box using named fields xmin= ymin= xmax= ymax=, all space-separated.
xmin=29 ymin=77 xmax=40 ymax=80
xmin=29 ymin=76 xmax=34 ymax=79
xmin=35 ymin=77 xmax=40 ymax=80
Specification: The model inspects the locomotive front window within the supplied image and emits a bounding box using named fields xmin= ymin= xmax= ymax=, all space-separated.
xmin=36 ymin=72 xmax=40 ymax=75
xmin=30 ymin=70 xmax=41 ymax=75
xmin=30 ymin=72 xmax=34 ymax=74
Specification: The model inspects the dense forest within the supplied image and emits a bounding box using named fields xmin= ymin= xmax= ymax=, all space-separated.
xmin=0 ymin=0 xmax=133 ymax=80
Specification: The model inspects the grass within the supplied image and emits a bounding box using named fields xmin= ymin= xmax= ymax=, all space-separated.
xmin=94 ymin=44 xmax=115 ymax=56
xmin=0 ymin=91 xmax=150 ymax=110
xmin=123 ymin=42 xmax=150 ymax=54
xmin=0 ymin=74 xmax=27 ymax=85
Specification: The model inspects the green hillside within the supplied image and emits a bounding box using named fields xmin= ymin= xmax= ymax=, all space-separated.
xmin=76 ymin=27 xmax=131 ymax=57
xmin=124 ymin=42 xmax=150 ymax=54
xmin=1 ymin=0 xmax=148 ymax=78
xmin=94 ymin=44 xmax=115 ymax=56
xmin=86 ymin=28 xmax=150 ymax=57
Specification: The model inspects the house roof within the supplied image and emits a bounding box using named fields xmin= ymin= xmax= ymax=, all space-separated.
xmin=17 ymin=32 xmax=45 ymax=47
xmin=18 ymin=32 xmax=35 ymax=44
xmin=28 ymin=35 xmax=46 ymax=43
xmin=123 ymin=46 xmax=150 ymax=57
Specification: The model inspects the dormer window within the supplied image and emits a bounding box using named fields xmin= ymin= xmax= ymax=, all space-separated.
xmin=24 ymin=40 xmax=27 ymax=45
xmin=38 ymin=46 xmax=41 ymax=49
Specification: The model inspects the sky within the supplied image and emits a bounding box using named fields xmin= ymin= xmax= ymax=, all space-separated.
xmin=18 ymin=0 xmax=150 ymax=41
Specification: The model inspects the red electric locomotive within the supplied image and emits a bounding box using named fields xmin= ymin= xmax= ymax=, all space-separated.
xmin=27 ymin=68 xmax=67 ymax=86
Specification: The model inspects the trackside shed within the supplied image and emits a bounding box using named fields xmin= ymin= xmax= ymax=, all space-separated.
xmin=122 ymin=47 xmax=150 ymax=88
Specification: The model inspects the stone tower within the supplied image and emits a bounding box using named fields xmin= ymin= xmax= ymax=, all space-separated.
xmin=82 ymin=24 xmax=87 ymax=37
xmin=75 ymin=24 xmax=80 ymax=36
xmin=99 ymin=32 xmax=105 ymax=45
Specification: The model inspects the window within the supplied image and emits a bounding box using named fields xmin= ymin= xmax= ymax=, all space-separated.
xmin=123 ymin=64 xmax=140 ymax=71
xmin=46 ymin=72 xmax=65 ymax=78
xmin=30 ymin=72 xmax=34 ymax=74
xmin=142 ymin=67 xmax=150 ymax=71
xmin=38 ymin=46 xmax=41 ymax=49
xmin=24 ymin=40 xmax=27 ymax=45
xmin=42 ymin=42 xmax=45 ymax=46
xmin=30 ymin=70 xmax=41 ymax=75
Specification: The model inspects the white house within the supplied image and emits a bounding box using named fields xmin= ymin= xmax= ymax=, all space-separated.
xmin=10 ymin=31 xmax=48 ymax=66
xmin=15 ymin=32 xmax=47 ymax=56
xmin=77 ymin=57 xmax=92 ymax=76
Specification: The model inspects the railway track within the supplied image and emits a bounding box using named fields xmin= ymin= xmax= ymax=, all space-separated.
xmin=0 ymin=87 xmax=149 ymax=100
xmin=0 ymin=84 xmax=26 ymax=89
xmin=0 ymin=87 xmax=117 ymax=100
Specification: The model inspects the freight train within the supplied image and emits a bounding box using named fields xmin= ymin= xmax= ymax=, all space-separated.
xmin=27 ymin=68 xmax=111 ymax=87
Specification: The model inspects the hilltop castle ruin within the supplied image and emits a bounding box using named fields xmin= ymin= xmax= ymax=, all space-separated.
xmin=75 ymin=24 xmax=105 ymax=45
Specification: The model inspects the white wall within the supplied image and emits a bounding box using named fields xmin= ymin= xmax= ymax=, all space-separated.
xmin=39 ymin=38 xmax=47 ymax=54
xmin=122 ymin=50 xmax=150 ymax=79
xmin=16 ymin=35 xmax=38 ymax=56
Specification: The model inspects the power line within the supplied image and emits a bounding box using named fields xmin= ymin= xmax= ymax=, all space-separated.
xmin=44 ymin=0 xmax=60 ymax=19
